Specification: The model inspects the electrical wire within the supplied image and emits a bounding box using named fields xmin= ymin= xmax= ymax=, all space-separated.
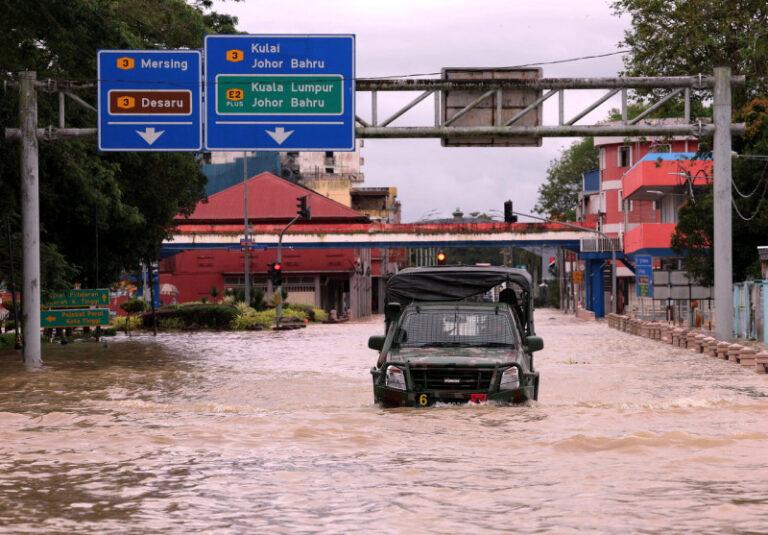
xmin=0 ymin=48 xmax=632 ymax=88
xmin=732 ymin=163 xmax=768 ymax=221
xmin=732 ymin=160 xmax=768 ymax=199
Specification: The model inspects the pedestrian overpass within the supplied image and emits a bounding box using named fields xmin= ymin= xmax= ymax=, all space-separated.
xmin=161 ymin=220 xmax=623 ymax=318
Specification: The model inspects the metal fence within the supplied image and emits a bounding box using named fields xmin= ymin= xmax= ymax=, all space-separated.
xmin=733 ymin=281 xmax=768 ymax=344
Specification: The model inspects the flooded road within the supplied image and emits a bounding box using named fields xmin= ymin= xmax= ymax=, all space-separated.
xmin=2 ymin=312 xmax=768 ymax=533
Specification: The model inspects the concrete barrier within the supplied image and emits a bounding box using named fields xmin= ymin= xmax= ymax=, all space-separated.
xmin=755 ymin=352 xmax=768 ymax=374
xmin=727 ymin=344 xmax=744 ymax=362
xmin=739 ymin=347 xmax=757 ymax=368
xmin=716 ymin=342 xmax=731 ymax=360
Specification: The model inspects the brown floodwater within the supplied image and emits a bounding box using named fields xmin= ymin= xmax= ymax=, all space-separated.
xmin=1 ymin=312 xmax=768 ymax=534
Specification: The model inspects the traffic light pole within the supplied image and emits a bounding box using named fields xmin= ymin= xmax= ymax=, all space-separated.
xmin=275 ymin=215 xmax=300 ymax=328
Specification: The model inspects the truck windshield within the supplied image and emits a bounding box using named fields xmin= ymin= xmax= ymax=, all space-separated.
xmin=397 ymin=308 xmax=518 ymax=348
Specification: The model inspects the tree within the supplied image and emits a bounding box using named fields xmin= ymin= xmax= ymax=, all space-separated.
xmin=0 ymin=1 xmax=239 ymax=291
xmin=612 ymin=0 xmax=768 ymax=106
xmin=614 ymin=0 xmax=768 ymax=282
xmin=534 ymin=138 xmax=598 ymax=220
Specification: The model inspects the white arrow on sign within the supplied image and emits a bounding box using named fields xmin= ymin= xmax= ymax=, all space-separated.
xmin=136 ymin=127 xmax=165 ymax=145
xmin=266 ymin=127 xmax=294 ymax=145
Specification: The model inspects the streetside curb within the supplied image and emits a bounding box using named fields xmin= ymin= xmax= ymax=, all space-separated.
xmin=605 ymin=313 xmax=768 ymax=375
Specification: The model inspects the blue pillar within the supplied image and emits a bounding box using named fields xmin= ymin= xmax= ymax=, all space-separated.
xmin=585 ymin=259 xmax=605 ymax=318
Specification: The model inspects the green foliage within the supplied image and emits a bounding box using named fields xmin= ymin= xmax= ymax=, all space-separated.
xmin=148 ymin=303 xmax=238 ymax=330
xmin=120 ymin=299 xmax=147 ymax=315
xmin=533 ymin=138 xmax=598 ymax=220
xmin=0 ymin=332 xmax=17 ymax=350
xmin=612 ymin=0 xmax=768 ymax=106
xmin=0 ymin=1 xmax=239 ymax=290
xmin=111 ymin=315 xmax=142 ymax=332
xmin=230 ymin=306 xmax=309 ymax=331
xmin=284 ymin=303 xmax=328 ymax=322
xmin=614 ymin=1 xmax=768 ymax=282
xmin=158 ymin=317 xmax=185 ymax=331
xmin=673 ymin=100 xmax=768 ymax=283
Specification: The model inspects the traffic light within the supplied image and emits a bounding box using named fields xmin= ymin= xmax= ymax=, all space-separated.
xmin=296 ymin=195 xmax=311 ymax=220
xmin=268 ymin=262 xmax=283 ymax=286
xmin=504 ymin=200 xmax=517 ymax=223
xmin=436 ymin=251 xmax=447 ymax=265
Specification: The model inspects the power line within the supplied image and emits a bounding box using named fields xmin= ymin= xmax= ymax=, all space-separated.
xmin=0 ymin=49 xmax=632 ymax=88
xmin=362 ymin=50 xmax=630 ymax=80
xmin=732 ymin=162 xmax=768 ymax=221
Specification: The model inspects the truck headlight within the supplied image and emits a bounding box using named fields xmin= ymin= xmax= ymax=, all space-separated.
xmin=500 ymin=367 xmax=519 ymax=390
xmin=385 ymin=366 xmax=406 ymax=390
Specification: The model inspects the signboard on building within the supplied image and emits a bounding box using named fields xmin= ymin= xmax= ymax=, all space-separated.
xmin=41 ymin=309 xmax=110 ymax=328
xmin=204 ymin=34 xmax=355 ymax=151
xmin=635 ymin=254 xmax=653 ymax=297
xmin=441 ymin=68 xmax=542 ymax=147
xmin=98 ymin=50 xmax=202 ymax=151
xmin=44 ymin=289 xmax=110 ymax=308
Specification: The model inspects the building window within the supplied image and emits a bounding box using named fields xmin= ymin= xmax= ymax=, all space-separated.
xmin=618 ymin=190 xmax=623 ymax=212
xmin=618 ymin=145 xmax=632 ymax=168
xmin=325 ymin=151 xmax=334 ymax=158
xmin=599 ymin=148 xmax=606 ymax=170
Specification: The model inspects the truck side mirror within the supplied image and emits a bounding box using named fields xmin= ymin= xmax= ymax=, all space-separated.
xmin=368 ymin=335 xmax=386 ymax=351
xmin=384 ymin=302 xmax=401 ymax=323
xmin=525 ymin=335 xmax=543 ymax=353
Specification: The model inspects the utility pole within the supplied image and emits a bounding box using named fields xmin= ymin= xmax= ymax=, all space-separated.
xmin=713 ymin=67 xmax=733 ymax=340
xmin=243 ymin=153 xmax=251 ymax=306
xmin=19 ymin=72 xmax=42 ymax=368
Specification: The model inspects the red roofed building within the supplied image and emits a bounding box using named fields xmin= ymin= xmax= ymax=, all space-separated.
xmin=160 ymin=172 xmax=375 ymax=318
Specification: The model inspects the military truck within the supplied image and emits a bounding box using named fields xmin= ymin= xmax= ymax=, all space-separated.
xmin=369 ymin=266 xmax=542 ymax=407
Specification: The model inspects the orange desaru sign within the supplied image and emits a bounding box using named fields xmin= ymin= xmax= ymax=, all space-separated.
xmin=108 ymin=90 xmax=192 ymax=115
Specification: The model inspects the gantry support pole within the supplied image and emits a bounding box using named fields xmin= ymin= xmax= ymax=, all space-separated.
xmin=713 ymin=67 xmax=733 ymax=340
xmin=19 ymin=72 xmax=42 ymax=368
xmin=243 ymin=153 xmax=251 ymax=306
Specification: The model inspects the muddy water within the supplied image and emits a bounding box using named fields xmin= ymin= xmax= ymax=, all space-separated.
xmin=2 ymin=313 xmax=768 ymax=533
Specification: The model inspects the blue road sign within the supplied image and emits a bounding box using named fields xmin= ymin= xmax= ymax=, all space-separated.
xmin=635 ymin=254 xmax=654 ymax=297
xmin=98 ymin=50 xmax=202 ymax=151
xmin=205 ymin=34 xmax=355 ymax=151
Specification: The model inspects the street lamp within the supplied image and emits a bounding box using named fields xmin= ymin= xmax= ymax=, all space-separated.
xmin=513 ymin=211 xmax=618 ymax=315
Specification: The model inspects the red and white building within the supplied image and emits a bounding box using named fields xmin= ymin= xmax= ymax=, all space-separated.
xmin=577 ymin=120 xmax=713 ymax=316
xmin=159 ymin=172 xmax=392 ymax=318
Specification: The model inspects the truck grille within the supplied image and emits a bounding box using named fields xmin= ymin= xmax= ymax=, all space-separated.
xmin=410 ymin=368 xmax=494 ymax=391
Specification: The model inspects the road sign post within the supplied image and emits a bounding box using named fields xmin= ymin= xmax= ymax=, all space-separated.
xmin=205 ymin=35 xmax=355 ymax=151
xmin=44 ymin=289 xmax=110 ymax=308
xmin=635 ymin=255 xmax=654 ymax=298
xmin=98 ymin=50 xmax=202 ymax=151
xmin=41 ymin=309 xmax=110 ymax=329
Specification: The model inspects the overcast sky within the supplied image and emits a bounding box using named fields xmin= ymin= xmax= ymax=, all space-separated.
xmin=214 ymin=0 xmax=630 ymax=221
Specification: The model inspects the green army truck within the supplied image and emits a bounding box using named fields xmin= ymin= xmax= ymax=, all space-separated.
xmin=369 ymin=266 xmax=542 ymax=407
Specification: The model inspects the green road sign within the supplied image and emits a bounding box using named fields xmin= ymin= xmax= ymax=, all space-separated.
xmin=41 ymin=308 xmax=110 ymax=328
xmin=44 ymin=289 xmax=110 ymax=308
xmin=216 ymin=74 xmax=343 ymax=115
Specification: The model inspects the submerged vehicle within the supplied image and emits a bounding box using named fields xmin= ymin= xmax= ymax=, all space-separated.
xmin=369 ymin=266 xmax=542 ymax=407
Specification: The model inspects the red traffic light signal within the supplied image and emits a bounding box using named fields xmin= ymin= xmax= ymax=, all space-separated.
xmin=268 ymin=262 xmax=283 ymax=286
xmin=296 ymin=195 xmax=311 ymax=220
xmin=436 ymin=251 xmax=447 ymax=265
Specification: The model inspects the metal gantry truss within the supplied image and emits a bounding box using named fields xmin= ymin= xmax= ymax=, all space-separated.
xmin=354 ymin=75 xmax=746 ymax=139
